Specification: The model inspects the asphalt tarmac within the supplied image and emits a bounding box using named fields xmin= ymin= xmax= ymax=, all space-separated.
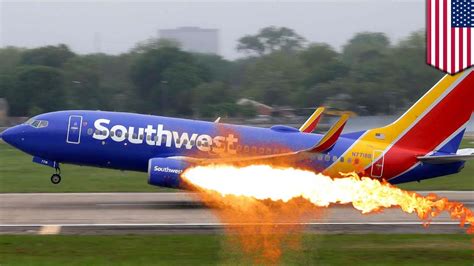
xmin=0 ymin=191 xmax=472 ymax=235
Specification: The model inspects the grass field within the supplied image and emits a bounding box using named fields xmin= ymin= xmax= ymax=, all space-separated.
xmin=0 ymin=141 xmax=167 ymax=193
xmin=0 ymin=140 xmax=473 ymax=192
xmin=0 ymin=234 xmax=472 ymax=265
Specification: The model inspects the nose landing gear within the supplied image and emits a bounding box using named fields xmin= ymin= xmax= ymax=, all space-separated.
xmin=51 ymin=167 xmax=61 ymax=184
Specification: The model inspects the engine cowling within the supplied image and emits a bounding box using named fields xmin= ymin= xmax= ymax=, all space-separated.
xmin=148 ymin=157 xmax=192 ymax=188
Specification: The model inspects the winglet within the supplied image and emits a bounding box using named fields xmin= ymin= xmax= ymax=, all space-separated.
xmin=307 ymin=113 xmax=349 ymax=153
xmin=214 ymin=117 xmax=221 ymax=123
xmin=299 ymin=107 xmax=325 ymax=133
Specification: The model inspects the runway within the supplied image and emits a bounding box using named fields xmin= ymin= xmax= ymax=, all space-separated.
xmin=0 ymin=191 xmax=472 ymax=235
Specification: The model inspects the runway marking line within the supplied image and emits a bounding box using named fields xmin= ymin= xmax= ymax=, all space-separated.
xmin=0 ymin=191 xmax=471 ymax=196
xmin=38 ymin=225 xmax=61 ymax=235
xmin=0 ymin=222 xmax=469 ymax=227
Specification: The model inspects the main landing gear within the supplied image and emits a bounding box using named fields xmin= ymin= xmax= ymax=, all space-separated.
xmin=51 ymin=167 xmax=61 ymax=184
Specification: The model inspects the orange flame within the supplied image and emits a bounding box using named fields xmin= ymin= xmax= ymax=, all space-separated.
xmin=182 ymin=164 xmax=473 ymax=263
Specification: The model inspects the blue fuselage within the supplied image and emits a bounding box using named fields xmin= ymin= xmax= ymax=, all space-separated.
xmin=1 ymin=110 xmax=465 ymax=185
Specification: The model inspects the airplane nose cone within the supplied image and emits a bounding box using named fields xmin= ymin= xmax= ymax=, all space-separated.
xmin=1 ymin=126 xmax=22 ymax=147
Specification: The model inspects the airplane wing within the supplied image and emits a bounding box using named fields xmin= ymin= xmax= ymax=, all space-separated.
xmin=299 ymin=107 xmax=325 ymax=133
xmin=179 ymin=114 xmax=349 ymax=165
xmin=417 ymin=149 xmax=474 ymax=164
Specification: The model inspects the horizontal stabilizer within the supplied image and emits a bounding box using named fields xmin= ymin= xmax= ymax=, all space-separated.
xmin=307 ymin=114 xmax=349 ymax=153
xmin=299 ymin=107 xmax=325 ymax=133
xmin=418 ymin=149 xmax=474 ymax=164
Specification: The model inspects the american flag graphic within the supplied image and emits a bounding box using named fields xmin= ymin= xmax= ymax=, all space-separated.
xmin=427 ymin=0 xmax=473 ymax=74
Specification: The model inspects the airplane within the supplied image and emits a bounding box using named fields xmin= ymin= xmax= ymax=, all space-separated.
xmin=1 ymin=70 xmax=473 ymax=188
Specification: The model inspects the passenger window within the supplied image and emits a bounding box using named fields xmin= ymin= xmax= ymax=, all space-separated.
xmin=154 ymin=136 xmax=159 ymax=141
xmin=324 ymin=155 xmax=331 ymax=161
xmin=139 ymin=135 xmax=144 ymax=140
xmin=183 ymin=139 xmax=188 ymax=145
xmin=244 ymin=145 xmax=250 ymax=153
xmin=340 ymin=156 xmax=344 ymax=162
xmin=87 ymin=128 xmax=93 ymax=135
xmin=258 ymin=147 xmax=264 ymax=154
xmin=147 ymin=135 xmax=151 ymax=141
xmin=347 ymin=158 xmax=352 ymax=164
xmin=190 ymin=140 xmax=195 ymax=146
xmin=332 ymin=156 xmax=338 ymax=162
xmin=110 ymin=131 xmax=115 ymax=137
xmin=116 ymin=131 xmax=122 ymax=137
xmin=133 ymin=133 xmax=138 ymax=139
xmin=95 ymin=129 xmax=100 ymax=135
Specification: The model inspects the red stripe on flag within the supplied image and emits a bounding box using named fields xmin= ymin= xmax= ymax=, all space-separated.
xmin=427 ymin=0 xmax=432 ymax=64
xmin=467 ymin=28 xmax=471 ymax=68
xmin=443 ymin=0 xmax=447 ymax=70
xmin=435 ymin=0 xmax=439 ymax=67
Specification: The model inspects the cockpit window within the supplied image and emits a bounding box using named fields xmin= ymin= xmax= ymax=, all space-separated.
xmin=25 ymin=118 xmax=35 ymax=125
xmin=25 ymin=119 xmax=49 ymax=128
xmin=38 ymin=121 xmax=49 ymax=128
xmin=32 ymin=120 xmax=41 ymax=127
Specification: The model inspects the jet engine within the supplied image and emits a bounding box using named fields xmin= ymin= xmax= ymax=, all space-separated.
xmin=148 ymin=157 xmax=192 ymax=188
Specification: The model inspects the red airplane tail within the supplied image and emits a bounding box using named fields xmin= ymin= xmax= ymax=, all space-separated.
xmin=380 ymin=69 xmax=473 ymax=154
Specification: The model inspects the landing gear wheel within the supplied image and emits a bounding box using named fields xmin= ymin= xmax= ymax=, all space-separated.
xmin=51 ymin=174 xmax=61 ymax=184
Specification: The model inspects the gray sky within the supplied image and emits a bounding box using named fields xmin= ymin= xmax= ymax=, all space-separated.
xmin=0 ymin=0 xmax=425 ymax=59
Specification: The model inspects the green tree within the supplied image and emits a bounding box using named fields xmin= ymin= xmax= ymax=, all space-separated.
xmin=237 ymin=26 xmax=306 ymax=56
xmin=342 ymin=32 xmax=390 ymax=66
xmin=130 ymin=47 xmax=208 ymax=115
xmin=63 ymin=56 xmax=107 ymax=110
xmin=242 ymin=51 xmax=306 ymax=106
xmin=300 ymin=43 xmax=348 ymax=86
xmin=80 ymin=53 xmax=138 ymax=111
xmin=0 ymin=47 xmax=24 ymax=75
xmin=20 ymin=44 xmax=75 ymax=68
xmin=5 ymin=66 xmax=66 ymax=116
xmin=389 ymin=30 xmax=442 ymax=105
xmin=192 ymin=81 xmax=237 ymax=117
xmin=192 ymin=53 xmax=233 ymax=82
xmin=131 ymin=38 xmax=181 ymax=54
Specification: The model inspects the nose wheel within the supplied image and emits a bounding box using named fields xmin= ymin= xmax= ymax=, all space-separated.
xmin=51 ymin=167 xmax=61 ymax=184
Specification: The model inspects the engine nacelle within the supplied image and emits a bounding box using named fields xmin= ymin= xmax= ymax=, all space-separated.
xmin=148 ymin=157 xmax=191 ymax=188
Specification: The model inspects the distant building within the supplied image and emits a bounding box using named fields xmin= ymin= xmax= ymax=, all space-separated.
xmin=159 ymin=27 xmax=219 ymax=54
xmin=0 ymin=98 xmax=8 ymax=126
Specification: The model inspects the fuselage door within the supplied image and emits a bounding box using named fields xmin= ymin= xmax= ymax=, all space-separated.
xmin=370 ymin=150 xmax=384 ymax=178
xmin=67 ymin=115 xmax=83 ymax=144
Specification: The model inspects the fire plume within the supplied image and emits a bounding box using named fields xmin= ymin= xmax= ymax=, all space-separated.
xmin=183 ymin=164 xmax=473 ymax=229
xmin=182 ymin=164 xmax=473 ymax=263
